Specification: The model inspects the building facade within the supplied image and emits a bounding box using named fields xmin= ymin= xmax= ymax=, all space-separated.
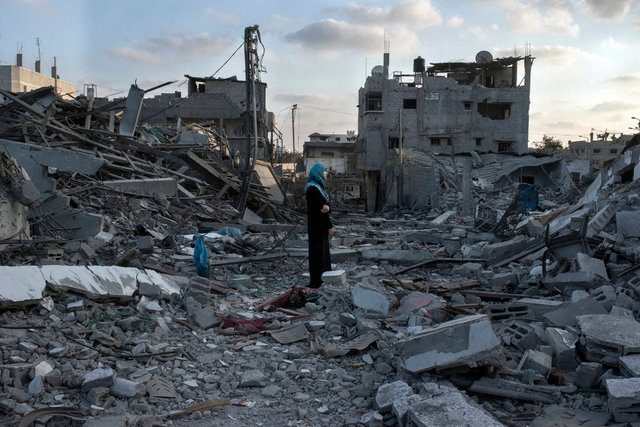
xmin=0 ymin=54 xmax=75 ymax=99
xmin=141 ymin=75 xmax=275 ymax=162
xmin=568 ymin=134 xmax=631 ymax=168
xmin=356 ymin=51 xmax=533 ymax=210
xmin=303 ymin=131 xmax=357 ymax=174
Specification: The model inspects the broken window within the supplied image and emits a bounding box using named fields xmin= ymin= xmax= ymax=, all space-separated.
xmin=366 ymin=92 xmax=382 ymax=111
xmin=430 ymin=138 xmax=441 ymax=145
xmin=477 ymin=100 xmax=511 ymax=120
xmin=389 ymin=137 xmax=399 ymax=149
xmin=593 ymin=148 xmax=601 ymax=154
xmin=497 ymin=141 xmax=513 ymax=153
xmin=464 ymin=102 xmax=472 ymax=111
xmin=321 ymin=151 xmax=333 ymax=157
xmin=571 ymin=172 xmax=580 ymax=184
xmin=610 ymin=148 xmax=618 ymax=154
xmin=475 ymin=138 xmax=483 ymax=146
xmin=403 ymin=98 xmax=417 ymax=109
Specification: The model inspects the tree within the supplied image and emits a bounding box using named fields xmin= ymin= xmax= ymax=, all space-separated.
xmin=532 ymin=135 xmax=564 ymax=153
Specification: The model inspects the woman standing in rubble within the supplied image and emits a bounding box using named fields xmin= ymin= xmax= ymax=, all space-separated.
xmin=306 ymin=163 xmax=334 ymax=288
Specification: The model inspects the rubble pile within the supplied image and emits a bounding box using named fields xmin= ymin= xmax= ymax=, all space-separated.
xmin=3 ymin=86 xmax=640 ymax=425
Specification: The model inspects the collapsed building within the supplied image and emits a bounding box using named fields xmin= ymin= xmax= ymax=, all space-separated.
xmin=356 ymin=49 xmax=539 ymax=211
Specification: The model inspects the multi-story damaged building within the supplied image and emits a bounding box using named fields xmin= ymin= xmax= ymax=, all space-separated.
xmin=0 ymin=54 xmax=76 ymax=100
xmin=356 ymin=50 xmax=533 ymax=210
xmin=141 ymin=75 xmax=277 ymax=162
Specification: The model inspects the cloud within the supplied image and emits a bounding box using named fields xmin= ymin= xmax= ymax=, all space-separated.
xmin=273 ymin=93 xmax=333 ymax=105
xmin=18 ymin=0 xmax=54 ymax=15
xmin=446 ymin=16 xmax=464 ymax=27
xmin=106 ymin=47 xmax=165 ymax=66
xmin=339 ymin=0 xmax=442 ymax=29
xmin=603 ymin=72 xmax=640 ymax=83
xmin=590 ymin=101 xmax=639 ymax=112
xmin=493 ymin=45 xmax=595 ymax=66
xmin=284 ymin=19 xmax=419 ymax=56
xmin=468 ymin=26 xmax=488 ymax=39
xmin=504 ymin=1 xmax=579 ymax=36
xmin=583 ymin=0 xmax=633 ymax=21
xmin=600 ymin=36 xmax=629 ymax=49
xmin=107 ymin=32 xmax=230 ymax=66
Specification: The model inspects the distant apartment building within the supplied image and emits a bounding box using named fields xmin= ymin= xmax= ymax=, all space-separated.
xmin=141 ymin=75 xmax=276 ymax=161
xmin=0 ymin=54 xmax=76 ymax=99
xmin=303 ymin=131 xmax=357 ymax=174
xmin=356 ymin=50 xmax=533 ymax=210
xmin=568 ymin=133 xmax=631 ymax=168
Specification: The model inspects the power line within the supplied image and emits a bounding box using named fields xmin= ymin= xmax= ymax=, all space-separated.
xmin=299 ymin=104 xmax=357 ymax=116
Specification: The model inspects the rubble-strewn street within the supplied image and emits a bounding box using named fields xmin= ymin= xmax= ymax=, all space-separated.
xmin=3 ymin=26 xmax=640 ymax=427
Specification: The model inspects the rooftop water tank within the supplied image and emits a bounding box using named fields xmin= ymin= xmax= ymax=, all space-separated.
xmin=413 ymin=56 xmax=426 ymax=73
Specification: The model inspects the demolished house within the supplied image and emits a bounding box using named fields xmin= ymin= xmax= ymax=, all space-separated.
xmin=3 ymin=31 xmax=640 ymax=425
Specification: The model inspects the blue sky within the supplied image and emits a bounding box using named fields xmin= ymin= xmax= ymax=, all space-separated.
xmin=1 ymin=0 xmax=639 ymax=149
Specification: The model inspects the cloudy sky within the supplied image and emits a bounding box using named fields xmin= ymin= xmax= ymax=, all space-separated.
xmin=1 ymin=0 xmax=639 ymax=149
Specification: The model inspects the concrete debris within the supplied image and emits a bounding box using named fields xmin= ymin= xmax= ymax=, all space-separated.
xmin=0 ymin=85 xmax=639 ymax=425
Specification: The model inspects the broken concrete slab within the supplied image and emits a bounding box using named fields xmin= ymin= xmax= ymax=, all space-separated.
xmin=401 ymin=314 xmax=503 ymax=373
xmin=543 ymin=297 xmax=607 ymax=327
xmin=578 ymin=314 xmax=640 ymax=365
xmin=606 ymin=377 xmax=640 ymax=422
xmin=616 ymin=211 xmax=640 ymax=238
xmin=119 ymin=84 xmax=144 ymax=136
xmin=352 ymin=283 xmax=389 ymax=316
xmin=518 ymin=298 xmax=564 ymax=319
xmin=576 ymin=252 xmax=609 ymax=281
xmin=481 ymin=236 xmax=529 ymax=260
xmin=375 ymin=380 xmax=413 ymax=413
xmin=101 ymin=178 xmax=178 ymax=198
xmin=407 ymin=383 xmax=505 ymax=427
xmin=574 ymin=362 xmax=603 ymax=389
xmin=587 ymin=203 xmax=615 ymax=238
xmin=518 ymin=349 xmax=552 ymax=376
xmin=543 ymin=271 xmax=605 ymax=292
xmin=360 ymin=249 xmax=427 ymax=265
xmin=0 ymin=266 xmax=45 ymax=305
xmin=469 ymin=377 xmax=561 ymax=403
xmin=620 ymin=355 xmax=640 ymax=377
xmin=268 ymin=323 xmax=309 ymax=344
xmin=48 ymin=211 xmax=104 ymax=240
xmin=546 ymin=327 xmax=578 ymax=372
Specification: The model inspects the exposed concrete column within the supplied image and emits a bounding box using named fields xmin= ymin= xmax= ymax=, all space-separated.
xmin=524 ymin=56 xmax=532 ymax=89
xmin=462 ymin=158 xmax=472 ymax=216
xmin=366 ymin=171 xmax=378 ymax=213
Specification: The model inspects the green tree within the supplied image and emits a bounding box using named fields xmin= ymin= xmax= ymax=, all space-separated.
xmin=532 ymin=135 xmax=564 ymax=153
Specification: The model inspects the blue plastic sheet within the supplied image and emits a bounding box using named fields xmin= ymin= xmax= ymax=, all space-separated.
xmin=193 ymin=235 xmax=211 ymax=278
xmin=219 ymin=227 xmax=242 ymax=239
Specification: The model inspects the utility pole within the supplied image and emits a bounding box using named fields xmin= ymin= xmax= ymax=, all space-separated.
xmin=291 ymin=104 xmax=297 ymax=156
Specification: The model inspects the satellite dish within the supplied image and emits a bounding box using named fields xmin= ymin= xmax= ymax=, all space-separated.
xmin=372 ymin=65 xmax=384 ymax=76
xmin=475 ymin=50 xmax=493 ymax=63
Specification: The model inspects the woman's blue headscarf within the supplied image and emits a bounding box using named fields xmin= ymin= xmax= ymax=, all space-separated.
xmin=305 ymin=163 xmax=329 ymax=201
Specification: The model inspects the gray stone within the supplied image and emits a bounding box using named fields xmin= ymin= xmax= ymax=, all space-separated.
xmin=240 ymin=370 xmax=268 ymax=387
xmin=392 ymin=393 xmax=422 ymax=426
xmin=139 ymin=282 xmax=162 ymax=299
xmin=33 ymin=361 xmax=53 ymax=378
xmin=577 ymin=252 xmax=609 ymax=281
xmin=546 ymin=327 xmax=578 ymax=371
xmin=87 ymin=386 xmax=110 ymax=405
xmin=518 ymin=349 xmax=552 ymax=377
xmin=45 ymin=369 xmax=62 ymax=387
xmin=578 ymin=314 xmax=640 ymax=365
xmin=375 ymin=380 xmax=413 ymax=413
xmin=616 ymin=211 xmax=640 ymax=238
xmin=261 ymin=384 xmax=281 ymax=397
xmin=401 ymin=314 xmax=503 ymax=373
xmin=620 ymin=355 xmax=640 ymax=377
xmin=110 ymin=377 xmax=143 ymax=398
xmin=543 ymin=297 xmax=607 ymax=327
xmin=352 ymin=283 xmax=389 ymax=316
xmin=192 ymin=307 xmax=220 ymax=329
xmin=339 ymin=312 xmax=357 ymax=326
xmin=8 ymin=386 xmax=30 ymax=403
xmin=606 ymin=377 xmax=640 ymax=422
xmin=136 ymin=236 xmax=154 ymax=254
xmin=81 ymin=368 xmax=116 ymax=393
xmin=28 ymin=376 xmax=43 ymax=396
xmin=407 ymin=384 xmax=504 ymax=426
xmin=574 ymin=362 xmax=603 ymax=389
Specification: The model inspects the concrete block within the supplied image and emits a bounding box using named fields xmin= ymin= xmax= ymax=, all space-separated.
xmin=574 ymin=362 xmax=603 ymax=389
xmin=102 ymin=178 xmax=178 ymax=197
xmin=501 ymin=320 xmax=537 ymax=352
xmin=481 ymin=236 xmax=529 ymax=260
xmin=577 ymin=252 xmax=609 ymax=281
xmin=136 ymin=236 xmax=154 ymax=254
xmin=322 ymin=269 xmax=346 ymax=285
xmin=620 ymin=355 xmax=640 ymax=377
xmin=401 ymin=314 xmax=502 ymax=373
xmin=517 ymin=298 xmax=564 ymax=319
xmin=518 ymin=349 xmax=552 ymax=377
xmin=487 ymin=303 xmax=530 ymax=320
xmin=615 ymin=292 xmax=639 ymax=312
xmin=606 ymin=378 xmax=640 ymax=422
xmin=611 ymin=305 xmax=634 ymax=318
xmin=0 ymin=266 xmax=46 ymax=305
xmin=587 ymin=203 xmax=615 ymax=237
xmin=192 ymin=307 xmax=220 ymax=329
xmin=375 ymin=380 xmax=413 ymax=413
xmin=407 ymin=384 xmax=504 ymax=427
xmin=617 ymin=211 xmax=640 ymax=238
xmin=578 ymin=314 xmax=640 ymax=365
xmin=431 ymin=210 xmax=456 ymax=225
xmin=81 ymin=368 xmax=115 ymax=393
xmin=352 ymin=283 xmax=389 ymax=316
xmin=546 ymin=327 xmax=578 ymax=371
xmin=543 ymin=296 xmax=607 ymax=327
xmin=591 ymin=286 xmax=616 ymax=311
xmin=543 ymin=271 xmax=604 ymax=291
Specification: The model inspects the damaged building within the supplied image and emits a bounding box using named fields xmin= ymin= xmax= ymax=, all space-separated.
xmin=0 ymin=53 xmax=75 ymax=100
xmin=356 ymin=50 xmax=534 ymax=211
